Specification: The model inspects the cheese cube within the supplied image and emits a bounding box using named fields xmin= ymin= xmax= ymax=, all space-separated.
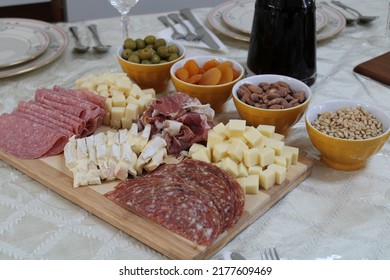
xmin=105 ymin=98 xmax=113 ymax=111
xmin=191 ymin=147 xmax=211 ymax=163
xmin=207 ymin=131 xmax=225 ymax=149
xmin=264 ymin=138 xmax=285 ymax=155
xmin=124 ymin=102 xmax=138 ymax=120
xmin=238 ymin=162 xmax=248 ymax=177
xmin=110 ymin=118 xmax=122 ymax=128
xmin=243 ymin=174 xmax=260 ymax=194
xmin=267 ymin=163 xmax=286 ymax=184
xmin=103 ymin=112 xmax=111 ymax=126
xmin=274 ymin=155 xmax=288 ymax=168
xmin=115 ymin=77 xmax=132 ymax=94
xmin=129 ymin=83 xmax=144 ymax=98
xmin=243 ymin=126 xmax=264 ymax=147
xmin=142 ymin=88 xmax=156 ymax=98
xmin=272 ymin=132 xmax=285 ymax=141
xmin=111 ymin=107 xmax=125 ymax=121
xmin=235 ymin=177 xmax=247 ymax=194
xmin=121 ymin=117 xmax=132 ymax=129
xmin=227 ymin=138 xmax=248 ymax=162
xmin=221 ymin=157 xmax=239 ymax=178
xmin=259 ymin=147 xmax=275 ymax=167
xmin=248 ymin=165 xmax=263 ymax=176
xmin=112 ymin=94 xmax=126 ymax=107
xmin=212 ymin=142 xmax=230 ymax=162
xmin=257 ymin=124 xmax=275 ymax=138
xmin=212 ymin=122 xmax=227 ymax=136
xmin=96 ymin=83 xmax=109 ymax=94
xmin=188 ymin=143 xmax=207 ymax=157
xmin=259 ymin=168 xmax=275 ymax=189
xmin=243 ymin=148 xmax=259 ymax=167
xmin=283 ymin=146 xmax=299 ymax=164
xmin=227 ymin=119 xmax=246 ymax=137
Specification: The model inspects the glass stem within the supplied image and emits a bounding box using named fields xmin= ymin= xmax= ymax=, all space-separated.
xmin=121 ymin=13 xmax=130 ymax=40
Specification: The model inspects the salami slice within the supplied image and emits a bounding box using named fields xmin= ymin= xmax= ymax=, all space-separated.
xmin=0 ymin=113 xmax=68 ymax=158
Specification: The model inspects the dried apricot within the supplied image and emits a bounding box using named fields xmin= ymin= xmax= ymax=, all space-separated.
xmin=187 ymin=74 xmax=202 ymax=84
xmin=199 ymin=67 xmax=222 ymax=85
xmin=217 ymin=61 xmax=233 ymax=71
xmin=203 ymin=59 xmax=220 ymax=70
xmin=184 ymin=59 xmax=199 ymax=77
xmin=218 ymin=66 xmax=234 ymax=84
xmin=175 ymin=67 xmax=189 ymax=81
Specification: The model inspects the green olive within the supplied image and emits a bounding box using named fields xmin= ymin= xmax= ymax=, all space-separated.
xmin=135 ymin=38 xmax=146 ymax=49
xmin=141 ymin=60 xmax=152 ymax=64
xmin=167 ymin=53 xmax=179 ymax=61
xmin=144 ymin=35 xmax=156 ymax=45
xmin=138 ymin=48 xmax=152 ymax=60
xmin=157 ymin=46 xmax=169 ymax=59
xmin=154 ymin=38 xmax=166 ymax=49
xmin=128 ymin=54 xmax=141 ymax=63
xmin=168 ymin=44 xmax=179 ymax=55
xmin=122 ymin=48 xmax=133 ymax=60
xmin=150 ymin=54 xmax=161 ymax=64
xmin=124 ymin=38 xmax=137 ymax=50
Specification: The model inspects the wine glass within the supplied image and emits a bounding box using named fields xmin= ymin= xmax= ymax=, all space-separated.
xmin=109 ymin=0 xmax=139 ymax=40
xmin=368 ymin=1 xmax=390 ymax=48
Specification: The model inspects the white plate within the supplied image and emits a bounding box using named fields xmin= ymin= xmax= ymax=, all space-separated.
xmin=0 ymin=18 xmax=68 ymax=79
xmin=316 ymin=3 xmax=346 ymax=41
xmin=208 ymin=0 xmax=336 ymax=42
xmin=0 ymin=24 xmax=50 ymax=68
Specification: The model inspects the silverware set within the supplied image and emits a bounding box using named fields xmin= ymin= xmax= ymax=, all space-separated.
xmin=69 ymin=24 xmax=111 ymax=53
xmin=158 ymin=8 xmax=221 ymax=50
xmin=329 ymin=1 xmax=379 ymax=25
xmin=230 ymin=247 xmax=280 ymax=260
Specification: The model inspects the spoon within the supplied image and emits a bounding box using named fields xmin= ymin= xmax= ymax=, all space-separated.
xmin=69 ymin=26 xmax=89 ymax=53
xmin=87 ymin=24 xmax=111 ymax=53
xmin=157 ymin=16 xmax=185 ymax=40
xmin=331 ymin=1 xmax=379 ymax=24
xmin=321 ymin=2 xmax=356 ymax=25
xmin=167 ymin=13 xmax=203 ymax=41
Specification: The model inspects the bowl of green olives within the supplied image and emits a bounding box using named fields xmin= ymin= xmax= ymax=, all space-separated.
xmin=117 ymin=35 xmax=185 ymax=92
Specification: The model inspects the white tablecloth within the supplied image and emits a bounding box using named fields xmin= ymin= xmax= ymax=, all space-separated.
xmin=0 ymin=0 xmax=389 ymax=260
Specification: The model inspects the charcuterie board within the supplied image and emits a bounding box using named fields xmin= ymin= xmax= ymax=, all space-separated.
xmin=0 ymin=149 xmax=313 ymax=259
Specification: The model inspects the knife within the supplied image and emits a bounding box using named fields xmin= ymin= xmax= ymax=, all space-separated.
xmin=179 ymin=8 xmax=221 ymax=50
xmin=230 ymin=252 xmax=246 ymax=260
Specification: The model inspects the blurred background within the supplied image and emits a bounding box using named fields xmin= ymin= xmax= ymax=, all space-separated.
xmin=0 ymin=0 xmax=227 ymax=22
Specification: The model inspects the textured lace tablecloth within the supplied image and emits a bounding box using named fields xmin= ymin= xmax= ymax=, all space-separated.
xmin=1 ymin=0 xmax=389 ymax=260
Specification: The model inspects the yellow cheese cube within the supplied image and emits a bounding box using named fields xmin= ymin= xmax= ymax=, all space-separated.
xmin=105 ymin=98 xmax=113 ymax=112
xmin=244 ymin=174 xmax=260 ymax=194
xmin=274 ymin=155 xmax=288 ymax=168
xmin=248 ymin=165 xmax=263 ymax=176
xmin=257 ymin=124 xmax=275 ymax=138
xmin=129 ymin=83 xmax=144 ymax=98
xmin=115 ymin=78 xmax=132 ymax=94
xmin=124 ymin=102 xmax=139 ymax=120
xmin=112 ymin=94 xmax=126 ymax=107
xmin=243 ymin=148 xmax=259 ymax=167
xmin=207 ymin=131 xmax=225 ymax=149
xmin=283 ymin=146 xmax=299 ymax=164
xmin=188 ymin=143 xmax=207 ymax=157
xmin=79 ymin=81 xmax=94 ymax=91
xmin=235 ymin=177 xmax=247 ymax=194
xmin=110 ymin=118 xmax=122 ymax=128
xmin=267 ymin=163 xmax=286 ymax=184
xmin=227 ymin=119 xmax=246 ymax=137
xmin=103 ymin=112 xmax=111 ymax=126
xmin=272 ymin=132 xmax=285 ymax=141
xmin=264 ymin=138 xmax=285 ymax=155
xmin=190 ymin=147 xmax=211 ymax=163
xmin=243 ymin=126 xmax=264 ymax=147
xmin=227 ymin=138 xmax=248 ymax=162
xmin=212 ymin=142 xmax=230 ymax=162
xmin=212 ymin=122 xmax=227 ymax=136
xmin=121 ymin=117 xmax=132 ymax=129
xmin=142 ymin=88 xmax=156 ymax=98
xmin=259 ymin=168 xmax=275 ymax=189
xmin=259 ymin=147 xmax=275 ymax=167
xmin=238 ymin=162 xmax=248 ymax=177
xmin=96 ymin=83 xmax=109 ymax=94
xmin=221 ymin=157 xmax=239 ymax=177
xmin=109 ymin=88 xmax=124 ymax=97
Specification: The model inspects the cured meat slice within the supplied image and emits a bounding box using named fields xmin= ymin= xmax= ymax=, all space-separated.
xmin=53 ymin=85 xmax=106 ymax=109
xmin=105 ymin=177 xmax=222 ymax=246
xmin=105 ymin=159 xmax=245 ymax=246
xmin=0 ymin=113 xmax=68 ymax=158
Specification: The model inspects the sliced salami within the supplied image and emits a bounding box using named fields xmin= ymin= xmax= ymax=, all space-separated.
xmin=0 ymin=113 xmax=68 ymax=158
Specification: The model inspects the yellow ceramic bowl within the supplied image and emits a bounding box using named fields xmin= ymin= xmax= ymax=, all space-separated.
xmin=117 ymin=42 xmax=185 ymax=93
xmin=232 ymin=74 xmax=312 ymax=134
xmin=170 ymin=56 xmax=244 ymax=112
xmin=305 ymin=100 xmax=390 ymax=171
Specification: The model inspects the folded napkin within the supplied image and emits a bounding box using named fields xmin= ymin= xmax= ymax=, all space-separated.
xmin=158 ymin=19 xmax=228 ymax=53
xmin=353 ymin=51 xmax=390 ymax=86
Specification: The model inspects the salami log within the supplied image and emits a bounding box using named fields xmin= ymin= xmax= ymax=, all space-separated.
xmin=105 ymin=159 xmax=245 ymax=246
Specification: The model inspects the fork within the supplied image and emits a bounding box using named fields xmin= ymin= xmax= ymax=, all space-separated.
xmin=157 ymin=15 xmax=185 ymax=40
xmin=167 ymin=13 xmax=203 ymax=41
xmin=260 ymin=247 xmax=280 ymax=260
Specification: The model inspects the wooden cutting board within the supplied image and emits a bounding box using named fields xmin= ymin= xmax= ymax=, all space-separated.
xmin=0 ymin=149 xmax=313 ymax=259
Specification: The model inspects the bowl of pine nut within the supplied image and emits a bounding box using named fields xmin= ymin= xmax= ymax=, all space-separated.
xmin=305 ymin=99 xmax=390 ymax=171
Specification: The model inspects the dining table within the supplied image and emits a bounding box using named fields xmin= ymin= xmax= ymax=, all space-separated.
xmin=0 ymin=0 xmax=389 ymax=260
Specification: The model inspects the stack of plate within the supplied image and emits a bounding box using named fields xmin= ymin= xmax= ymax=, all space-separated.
xmin=207 ymin=0 xmax=346 ymax=42
xmin=0 ymin=18 xmax=68 ymax=79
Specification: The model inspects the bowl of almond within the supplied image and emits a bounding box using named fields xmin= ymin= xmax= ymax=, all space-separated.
xmin=170 ymin=56 xmax=244 ymax=112
xmin=305 ymin=99 xmax=390 ymax=170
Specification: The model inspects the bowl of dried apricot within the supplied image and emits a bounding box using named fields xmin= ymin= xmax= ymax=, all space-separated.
xmin=232 ymin=74 xmax=312 ymax=134
xmin=170 ymin=56 xmax=244 ymax=112
xmin=117 ymin=35 xmax=185 ymax=93
xmin=305 ymin=99 xmax=390 ymax=171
